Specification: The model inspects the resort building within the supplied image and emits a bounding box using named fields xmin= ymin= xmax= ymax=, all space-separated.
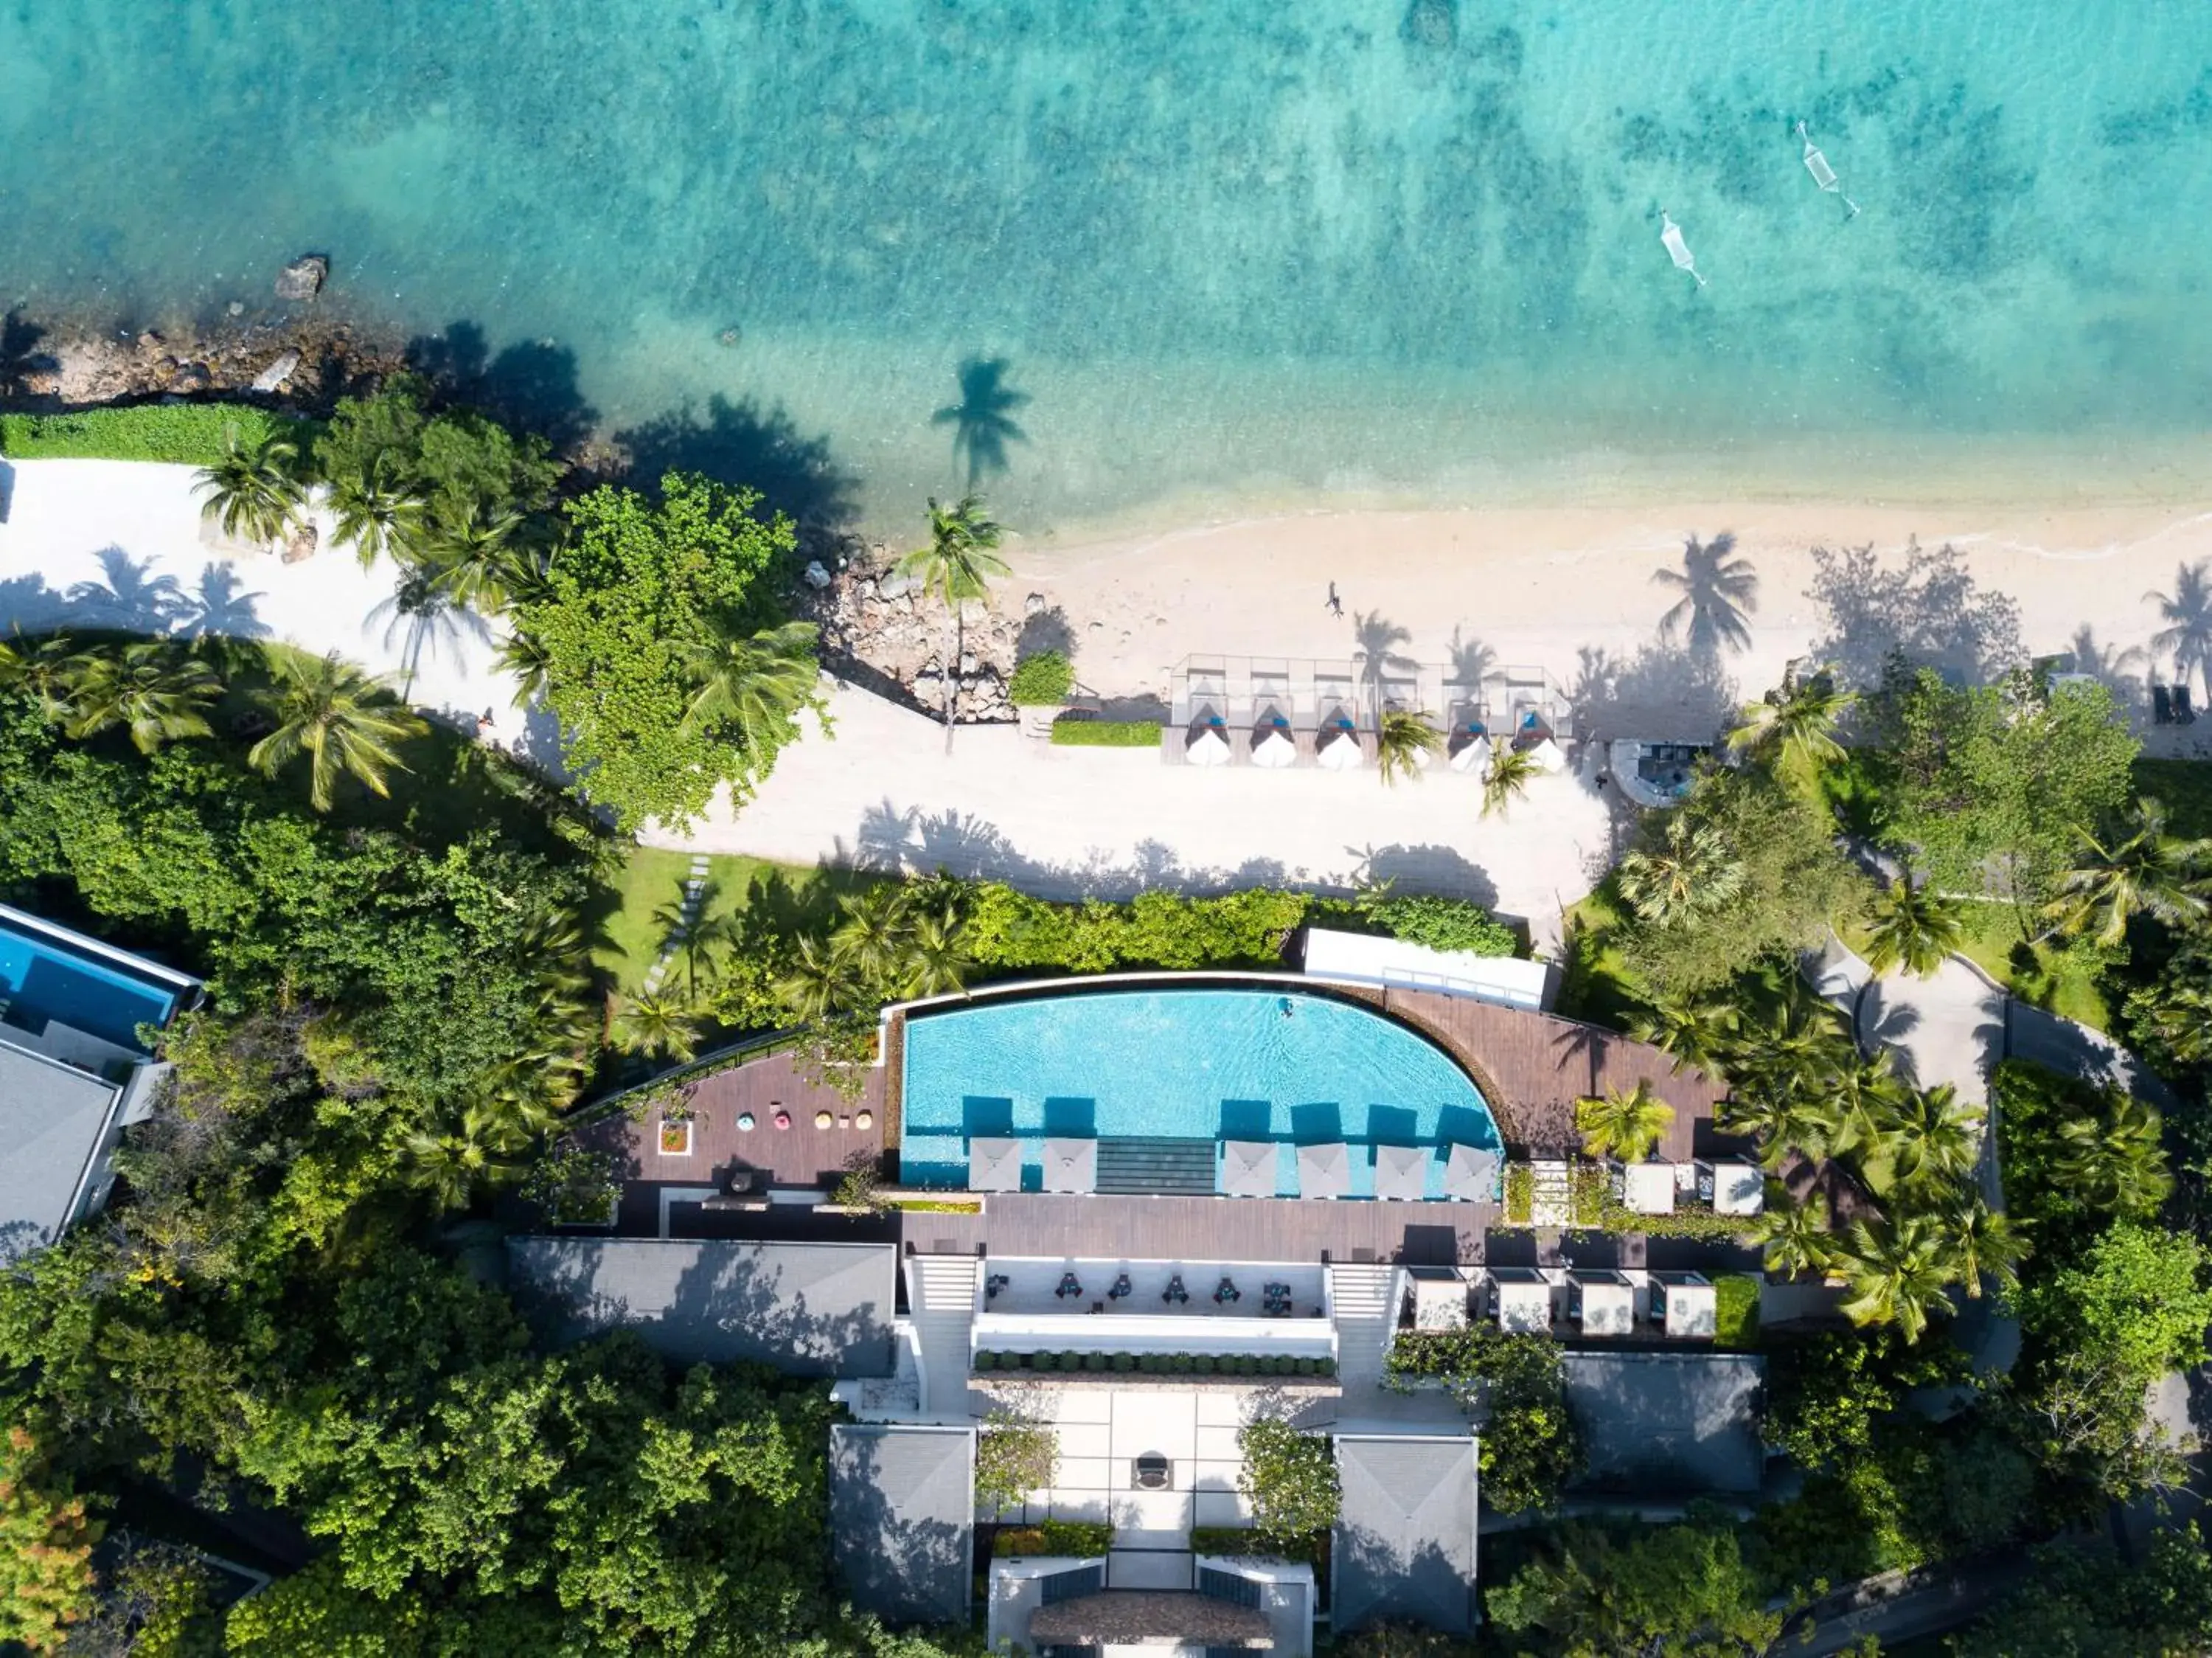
xmin=0 ymin=903 xmax=198 ymax=1260
xmin=529 ymin=959 xmax=1806 ymax=1643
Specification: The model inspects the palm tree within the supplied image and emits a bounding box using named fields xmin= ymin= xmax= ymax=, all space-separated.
xmin=1940 ymin=1193 xmax=2029 ymax=1300
xmin=905 ymin=904 xmax=973 ymax=999
xmin=1720 ymin=1088 xmax=1842 ymax=1170
xmin=932 ymin=356 xmax=1029 ymax=488
xmin=2053 ymin=1097 xmax=2174 ymax=1218
xmin=1836 ymin=1214 xmax=1961 ymax=1343
xmin=1861 ymin=1083 xmax=1981 ymax=1196
xmin=830 ymin=886 xmax=915 ymax=988
xmin=247 ymin=651 xmax=428 ymax=811
xmin=57 ymin=641 xmax=220 ymax=754
xmin=1575 ymin=1079 xmax=1675 ymax=1162
xmin=2145 ymin=559 xmax=2212 ymax=701
xmin=1481 ymin=746 xmax=1542 ymax=819
xmin=1375 ymin=707 xmax=1441 ymax=786
xmin=1626 ymin=993 xmax=1739 ymax=1080
xmin=1816 ymin=1049 xmax=1911 ymax=1165
xmin=193 ymin=423 xmax=307 ymax=549
xmin=0 ymin=630 xmax=81 ymax=719
xmin=777 ymin=933 xmax=858 ymax=1023
xmin=330 ymin=448 xmax=423 ymax=567
xmin=1862 ymin=874 xmax=1964 ymax=978
xmin=611 ymin=992 xmax=702 ymax=1061
xmin=2045 ymin=799 xmax=2211 ymax=948
xmin=402 ymin=1105 xmax=523 ymax=1213
xmin=493 ymin=628 xmax=554 ymax=710
xmin=653 ymin=882 xmax=729 ymax=1002
xmin=894 ymin=495 xmax=1009 ymax=751
xmin=1748 ymin=1192 xmax=1833 ymax=1279
xmin=1615 ymin=815 xmax=1747 ymax=926
xmin=1652 ymin=531 xmax=1757 ymax=658
xmin=1728 ymin=977 xmax=1856 ymax=1101
xmin=415 ymin=499 xmax=529 ymax=611
xmin=679 ymin=620 xmax=821 ymax=753
xmin=1728 ymin=662 xmax=1852 ymax=772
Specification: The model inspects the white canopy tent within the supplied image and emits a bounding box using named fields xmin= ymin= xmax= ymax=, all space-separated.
xmin=1251 ymin=729 xmax=1296 ymax=769
xmin=1186 ymin=726 xmax=1231 ymax=767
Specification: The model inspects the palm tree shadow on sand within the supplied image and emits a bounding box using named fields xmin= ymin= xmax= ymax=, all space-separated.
xmin=1652 ymin=532 xmax=1757 ymax=659
xmin=2146 ymin=558 xmax=2212 ymax=702
xmin=932 ymin=357 xmax=1029 ymax=490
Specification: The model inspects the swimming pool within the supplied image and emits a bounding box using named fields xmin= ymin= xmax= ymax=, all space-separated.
xmin=0 ymin=912 xmax=192 ymax=1055
xmin=899 ymin=987 xmax=1501 ymax=1196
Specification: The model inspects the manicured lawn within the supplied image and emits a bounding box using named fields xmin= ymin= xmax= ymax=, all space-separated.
xmin=1554 ymin=879 xmax=1641 ymax=1030
xmin=2137 ymin=755 xmax=2212 ymax=836
xmin=1836 ymin=897 xmax=2112 ymax=1033
xmin=595 ymin=847 xmax=877 ymax=990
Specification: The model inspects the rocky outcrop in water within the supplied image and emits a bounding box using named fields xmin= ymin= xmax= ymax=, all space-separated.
xmin=274 ymin=254 xmax=329 ymax=300
xmin=4 ymin=313 xmax=406 ymax=414
xmin=804 ymin=555 xmax=1023 ymax=724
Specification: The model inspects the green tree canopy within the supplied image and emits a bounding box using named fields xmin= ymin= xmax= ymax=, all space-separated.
xmin=1236 ymin=1418 xmax=1340 ymax=1544
xmin=1487 ymin=1522 xmax=1784 ymax=1658
xmin=517 ymin=472 xmax=813 ymax=830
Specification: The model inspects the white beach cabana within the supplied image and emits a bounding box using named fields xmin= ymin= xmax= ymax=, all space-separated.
xmin=1317 ymin=730 xmax=1363 ymax=771
xmin=1220 ymin=1140 xmax=1280 ymax=1198
xmin=1491 ymin=1269 xmax=1554 ymax=1333
xmin=1525 ymin=736 xmax=1568 ymax=774
xmin=1448 ymin=735 xmax=1491 ymax=775
xmin=1441 ymin=1143 xmax=1502 ymax=1203
xmin=1620 ymin=1161 xmax=1677 ymax=1215
xmin=1373 ymin=1142 xmax=1427 ymax=1201
xmin=1572 ymin=1272 xmax=1637 ymax=1337
xmin=1296 ymin=1140 xmax=1352 ymax=1200
xmin=1705 ymin=1160 xmax=1764 ymax=1215
xmin=1650 ymin=1272 xmax=1719 ymax=1339
xmin=1251 ymin=729 xmax=1295 ymax=769
xmin=967 ymin=1137 xmax=1023 ymax=1194
xmin=1410 ymin=1267 xmax=1470 ymax=1330
xmin=1041 ymin=1137 xmax=1098 ymax=1193
xmin=1186 ymin=726 xmax=1231 ymax=767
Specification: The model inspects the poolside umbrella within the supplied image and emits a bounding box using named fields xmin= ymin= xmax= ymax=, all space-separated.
xmin=968 ymin=1136 xmax=1023 ymax=1193
xmin=1526 ymin=736 xmax=1568 ymax=773
xmin=1252 ymin=729 xmax=1295 ymax=769
xmin=1041 ymin=1137 xmax=1098 ymax=1193
xmin=1441 ymin=1143 xmax=1501 ymax=1204
xmin=1318 ymin=730 xmax=1362 ymax=771
xmin=1186 ymin=726 xmax=1231 ymax=767
xmin=1297 ymin=1140 xmax=1352 ymax=1200
xmin=1220 ymin=1140 xmax=1279 ymax=1198
xmin=1449 ymin=735 xmax=1491 ymax=774
xmin=1374 ymin=1142 xmax=1427 ymax=1201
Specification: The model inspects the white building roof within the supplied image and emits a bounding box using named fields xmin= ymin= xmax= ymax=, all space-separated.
xmin=1576 ymin=1277 xmax=1636 ymax=1337
xmin=1301 ymin=928 xmax=1555 ymax=1012
xmin=1709 ymin=1162 xmax=1764 ymax=1215
xmin=1621 ymin=1162 xmax=1677 ymax=1214
xmin=1494 ymin=1276 xmax=1553 ymax=1333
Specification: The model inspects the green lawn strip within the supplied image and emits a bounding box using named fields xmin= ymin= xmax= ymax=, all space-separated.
xmin=2135 ymin=755 xmax=2212 ymax=836
xmin=0 ymin=403 xmax=313 ymax=464
xmin=1554 ymin=879 xmax=1642 ymax=1030
xmin=595 ymin=847 xmax=872 ymax=990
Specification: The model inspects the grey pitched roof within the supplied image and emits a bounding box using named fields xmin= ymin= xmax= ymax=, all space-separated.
xmin=830 ymin=1424 xmax=974 ymax=1625
xmin=0 ymin=1043 xmax=122 ymax=1260
xmin=506 ymin=1238 xmax=897 ymax=1376
xmin=1332 ymin=1434 xmax=1478 ymax=1635
xmin=1562 ymin=1351 xmax=1767 ymax=1494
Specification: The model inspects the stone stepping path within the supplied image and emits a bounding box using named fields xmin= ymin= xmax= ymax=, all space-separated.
xmin=641 ymin=854 xmax=714 ymax=996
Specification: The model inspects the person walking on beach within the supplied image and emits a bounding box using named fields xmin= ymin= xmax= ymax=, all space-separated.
xmin=1325 ymin=581 xmax=1343 ymax=618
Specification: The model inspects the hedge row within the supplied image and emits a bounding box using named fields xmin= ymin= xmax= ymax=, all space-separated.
xmin=1714 ymin=1274 xmax=1761 ymax=1348
xmin=0 ymin=403 xmax=308 ymax=465
xmin=993 ymin=1519 xmax=1116 ymax=1558
xmin=1050 ymin=718 xmax=1162 ymax=747
xmin=974 ymin=1350 xmax=1335 ymax=1378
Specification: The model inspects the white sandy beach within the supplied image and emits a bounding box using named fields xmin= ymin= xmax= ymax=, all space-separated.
xmin=7 ymin=458 xmax=2211 ymax=941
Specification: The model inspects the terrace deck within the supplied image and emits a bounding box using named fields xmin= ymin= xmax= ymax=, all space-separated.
xmin=901 ymin=1191 xmax=1500 ymax=1266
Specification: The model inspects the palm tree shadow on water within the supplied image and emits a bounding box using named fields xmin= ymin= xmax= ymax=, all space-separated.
xmin=1652 ymin=532 xmax=1757 ymax=659
xmin=932 ymin=357 xmax=1029 ymax=490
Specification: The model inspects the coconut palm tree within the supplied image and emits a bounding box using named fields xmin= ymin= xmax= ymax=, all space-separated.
xmin=1940 ymin=1193 xmax=2029 ymax=1300
xmin=193 ymin=423 xmax=307 ymax=549
xmin=246 ymin=651 xmax=428 ymax=811
xmin=905 ymin=904 xmax=973 ymax=999
xmin=679 ymin=620 xmax=821 ymax=755
xmin=2145 ymin=559 xmax=2212 ymax=701
xmin=1748 ymin=1192 xmax=1833 ymax=1280
xmin=1481 ymin=746 xmax=1542 ymax=819
xmin=1575 ymin=1079 xmax=1675 ymax=1162
xmin=1728 ymin=663 xmax=1852 ymax=772
xmin=330 ymin=448 xmax=423 ymax=567
xmin=1816 ymin=1049 xmax=1912 ymax=1166
xmin=1626 ymin=993 xmax=1739 ymax=1080
xmin=894 ymin=495 xmax=1009 ymax=751
xmin=57 ymin=640 xmax=220 ymax=754
xmin=402 ymin=1104 xmax=524 ymax=1212
xmin=493 ymin=628 xmax=553 ymax=710
xmin=0 ymin=630 xmax=79 ymax=718
xmin=2053 ymin=1097 xmax=2174 ymax=1218
xmin=1836 ymin=1214 xmax=1961 ymax=1342
xmin=1862 ymin=873 xmax=1965 ymax=978
xmin=1728 ymin=979 xmax=1856 ymax=1104
xmin=1615 ymin=814 xmax=1747 ymax=926
xmin=1376 ymin=707 xmax=1442 ymax=786
xmin=1652 ymin=531 xmax=1758 ymax=658
xmin=830 ymin=885 xmax=917 ymax=986
xmin=610 ymin=992 xmax=702 ymax=1061
xmin=1720 ymin=1088 xmax=1842 ymax=1170
xmin=778 ymin=933 xmax=858 ymax=1023
xmin=415 ymin=499 xmax=529 ymax=611
xmin=2045 ymin=799 xmax=2211 ymax=948
xmin=1861 ymin=1083 xmax=1981 ymax=1196
xmin=932 ymin=356 xmax=1029 ymax=488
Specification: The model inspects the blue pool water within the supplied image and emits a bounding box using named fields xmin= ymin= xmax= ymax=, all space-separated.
xmin=900 ymin=988 xmax=1500 ymax=1196
xmin=4 ymin=3 xmax=2212 ymax=533
xmin=0 ymin=918 xmax=187 ymax=1055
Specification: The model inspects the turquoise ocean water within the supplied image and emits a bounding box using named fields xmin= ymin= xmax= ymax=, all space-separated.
xmin=5 ymin=1 xmax=2212 ymax=533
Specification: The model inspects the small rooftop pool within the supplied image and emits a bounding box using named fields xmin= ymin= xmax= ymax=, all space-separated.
xmin=900 ymin=986 xmax=1502 ymax=1196
xmin=0 ymin=906 xmax=195 ymax=1057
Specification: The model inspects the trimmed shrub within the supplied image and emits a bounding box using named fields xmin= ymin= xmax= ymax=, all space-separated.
xmin=0 ymin=403 xmax=310 ymax=465
xmin=1037 ymin=1519 xmax=1115 ymax=1557
xmin=1050 ymin=718 xmax=1162 ymax=748
xmin=1138 ymin=1353 xmax=1161 ymax=1373
xmin=1171 ymin=1354 xmax=1193 ymax=1375
xmin=973 ymin=1350 xmax=998 ymax=1372
xmin=1110 ymin=1352 xmax=1135 ymax=1373
xmin=1503 ymin=1164 xmax=1534 ymax=1227
xmin=1060 ymin=1351 xmax=1082 ymax=1373
xmin=1715 ymin=1274 xmax=1761 ymax=1348
xmin=1192 ymin=1355 xmax=1215 ymax=1375
xmin=1082 ymin=1351 xmax=1106 ymax=1372
xmin=1008 ymin=650 xmax=1074 ymax=707
xmin=1363 ymin=893 xmax=1520 ymax=957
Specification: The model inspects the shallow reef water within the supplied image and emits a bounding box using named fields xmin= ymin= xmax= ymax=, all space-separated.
xmin=4 ymin=1 xmax=2211 ymax=532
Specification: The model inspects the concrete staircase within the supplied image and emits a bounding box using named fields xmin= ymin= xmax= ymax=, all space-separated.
xmin=1327 ymin=1262 xmax=1402 ymax=1398
xmin=907 ymin=1254 xmax=980 ymax=1418
xmin=1528 ymin=1159 xmax=1573 ymax=1227
xmin=1095 ymin=1137 xmax=1216 ymax=1196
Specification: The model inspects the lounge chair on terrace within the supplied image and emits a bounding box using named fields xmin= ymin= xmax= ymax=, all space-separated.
xmin=1110 ymin=1272 xmax=1134 ymax=1300
xmin=1214 ymin=1276 xmax=1241 ymax=1304
xmin=2155 ymin=686 xmax=2175 ymax=725
xmin=2177 ymin=685 xmax=2197 ymax=725
xmin=1057 ymin=1272 xmax=1084 ymax=1300
xmin=1163 ymin=1273 xmax=1189 ymax=1305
